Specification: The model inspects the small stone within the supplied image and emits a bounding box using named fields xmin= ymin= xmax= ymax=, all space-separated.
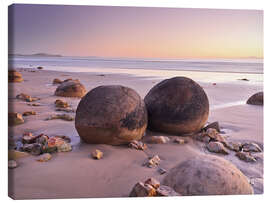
xmin=57 ymin=142 xmax=72 ymax=152
xmin=16 ymin=93 xmax=40 ymax=102
xmin=53 ymin=78 xmax=63 ymax=84
xmin=206 ymin=141 xmax=229 ymax=155
xmin=145 ymin=155 xmax=160 ymax=168
xmin=145 ymin=136 xmax=170 ymax=144
xmin=37 ymin=66 xmax=43 ymax=70
xmin=174 ymin=138 xmax=186 ymax=144
xmin=158 ymin=168 xmax=167 ymax=175
xmin=226 ymin=142 xmax=242 ymax=152
xmin=242 ymin=142 xmax=262 ymax=152
xmin=45 ymin=114 xmax=74 ymax=121
xmin=8 ymin=160 xmax=18 ymax=169
xmin=238 ymin=78 xmax=249 ymax=81
xmin=144 ymin=178 xmax=160 ymax=189
xmin=8 ymin=113 xmax=24 ymax=126
xmin=129 ymin=182 xmax=156 ymax=197
xmin=91 ymin=149 xmax=103 ymax=160
xmin=55 ymin=99 xmax=69 ymax=108
xmin=156 ymin=185 xmax=181 ymax=196
xmin=27 ymin=103 xmax=41 ymax=106
xmin=22 ymin=111 xmax=36 ymax=116
xmin=36 ymin=153 xmax=52 ymax=162
xmin=129 ymin=140 xmax=147 ymax=150
xmin=8 ymin=150 xmax=29 ymax=160
xmin=203 ymin=121 xmax=220 ymax=132
xmin=236 ymin=151 xmax=256 ymax=162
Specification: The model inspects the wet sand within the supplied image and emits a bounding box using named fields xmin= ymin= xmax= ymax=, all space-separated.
xmin=8 ymin=68 xmax=263 ymax=199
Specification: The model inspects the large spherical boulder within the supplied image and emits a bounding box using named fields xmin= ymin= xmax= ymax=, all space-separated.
xmin=144 ymin=77 xmax=209 ymax=135
xmin=162 ymin=155 xmax=253 ymax=195
xmin=75 ymin=85 xmax=148 ymax=145
xmin=8 ymin=70 xmax=23 ymax=82
xmin=54 ymin=79 xmax=86 ymax=98
xmin=247 ymin=92 xmax=263 ymax=105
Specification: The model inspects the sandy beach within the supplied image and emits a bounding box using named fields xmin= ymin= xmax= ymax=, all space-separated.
xmin=7 ymin=67 xmax=263 ymax=199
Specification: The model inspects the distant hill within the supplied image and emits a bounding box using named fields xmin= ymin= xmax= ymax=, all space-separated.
xmin=9 ymin=53 xmax=62 ymax=57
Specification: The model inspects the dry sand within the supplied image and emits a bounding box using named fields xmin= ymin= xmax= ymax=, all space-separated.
xmin=8 ymin=68 xmax=263 ymax=199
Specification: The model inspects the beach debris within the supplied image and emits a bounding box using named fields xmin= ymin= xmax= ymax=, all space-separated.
xmin=54 ymin=79 xmax=86 ymax=98
xmin=247 ymin=92 xmax=263 ymax=106
xmin=144 ymin=77 xmax=209 ymax=135
xmin=129 ymin=178 xmax=180 ymax=197
xmin=144 ymin=155 xmax=160 ymax=168
xmin=145 ymin=136 xmax=170 ymax=144
xmin=45 ymin=114 xmax=74 ymax=121
xmin=242 ymin=142 xmax=262 ymax=153
xmin=173 ymin=138 xmax=186 ymax=144
xmin=8 ymin=112 xmax=24 ymax=126
xmin=55 ymin=107 xmax=75 ymax=113
xmin=53 ymin=78 xmax=63 ymax=84
xmin=22 ymin=111 xmax=36 ymax=116
xmin=129 ymin=140 xmax=147 ymax=150
xmin=238 ymin=78 xmax=249 ymax=81
xmin=8 ymin=70 xmax=23 ymax=82
xmin=75 ymin=86 xmax=147 ymax=145
xmin=206 ymin=141 xmax=229 ymax=155
xmin=158 ymin=168 xmax=167 ymax=175
xmin=226 ymin=141 xmax=242 ymax=152
xmin=203 ymin=121 xmax=220 ymax=132
xmin=162 ymin=155 xmax=254 ymax=195
xmin=16 ymin=93 xmax=40 ymax=102
xmin=27 ymin=103 xmax=41 ymax=106
xmin=37 ymin=66 xmax=43 ymax=70
xmin=8 ymin=150 xmax=29 ymax=160
xmin=8 ymin=160 xmax=18 ymax=169
xmin=129 ymin=182 xmax=156 ymax=197
xmin=236 ymin=151 xmax=256 ymax=162
xmin=55 ymin=99 xmax=69 ymax=108
xmin=36 ymin=153 xmax=52 ymax=162
xmin=91 ymin=149 xmax=103 ymax=160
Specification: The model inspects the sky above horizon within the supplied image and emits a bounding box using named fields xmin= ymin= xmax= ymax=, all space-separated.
xmin=8 ymin=4 xmax=263 ymax=59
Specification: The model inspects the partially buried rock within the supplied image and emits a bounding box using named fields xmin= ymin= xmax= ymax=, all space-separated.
xmin=75 ymin=85 xmax=148 ymax=145
xmin=16 ymin=93 xmax=40 ymax=102
xmin=242 ymin=142 xmax=262 ymax=152
xmin=145 ymin=136 xmax=170 ymax=144
xmin=145 ymin=155 xmax=160 ymax=168
xmin=53 ymin=78 xmax=63 ymax=84
xmin=36 ymin=153 xmax=52 ymax=162
xmin=206 ymin=141 xmax=229 ymax=155
xmin=91 ymin=149 xmax=103 ymax=160
xmin=8 ymin=160 xmax=18 ymax=169
xmin=8 ymin=70 xmax=23 ymax=82
xmin=129 ymin=182 xmax=156 ymax=197
xmin=203 ymin=121 xmax=220 ymax=132
xmin=8 ymin=113 xmax=24 ymax=126
xmin=162 ymin=155 xmax=253 ymax=195
xmin=55 ymin=99 xmax=69 ymax=108
xmin=236 ymin=151 xmax=256 ymax=162
xmin=247 ymin=92 xmax=263 ymax=106
xmin=45 ymin=114 xmax=74 ymax=121
xmin=144 ymin=77 xmax=209 ymax=135
xmin=129 ymin=140 xmax=147 ymax=150
xmin=22 ymin=111 xmax=36 ymax=116
xmin=54 ymin=79 xmax=86 ymax=98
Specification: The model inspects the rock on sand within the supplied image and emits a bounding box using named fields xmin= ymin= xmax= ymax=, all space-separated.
xmin=75 ymin=85 xmax=148 ymax=145
xmin=247 ymin=92 xmax=263 ymax=106
xmin=162 ymin=155 xmax=253 ymax=195
xmin=8 ymin=70 xmax=23 ymax=82
xmin=54 ymin=79 xmax=86 ymax=98
xmin=144 ymin=77 xmax=209 ymax=135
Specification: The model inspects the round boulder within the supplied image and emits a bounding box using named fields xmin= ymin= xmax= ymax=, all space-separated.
xmin=75 ymin=85 xmax=148 ymax=145
xmin=247 ymin=92 xmax=263 ymax=105
xmin=8 ymin=70 xmax=23 ymax=82
xmin=144 ymin=77 xmax=209 ymax=135
xmin=54 ymin=79 xmax=86 ymax=98
xmin=162 ymin=155 xmax=253 ymax=195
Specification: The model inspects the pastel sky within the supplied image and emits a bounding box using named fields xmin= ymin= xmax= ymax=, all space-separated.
xmin=9 ymin=4 xmax=263 ymax=59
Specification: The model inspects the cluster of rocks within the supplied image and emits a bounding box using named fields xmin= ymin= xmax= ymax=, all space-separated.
xmin=8 ymin=70 xmax=23 ymax=83
xmin=129 ymin=177 xmax=180 ymax=197
xmin=194 ymin=122 xmax=263 ymax=163
xmin=16 ymin=93 xmax=40 ymax=102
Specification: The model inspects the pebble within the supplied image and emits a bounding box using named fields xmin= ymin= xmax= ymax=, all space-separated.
xmin=91 ymin=149 xmax=103 ymax=160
